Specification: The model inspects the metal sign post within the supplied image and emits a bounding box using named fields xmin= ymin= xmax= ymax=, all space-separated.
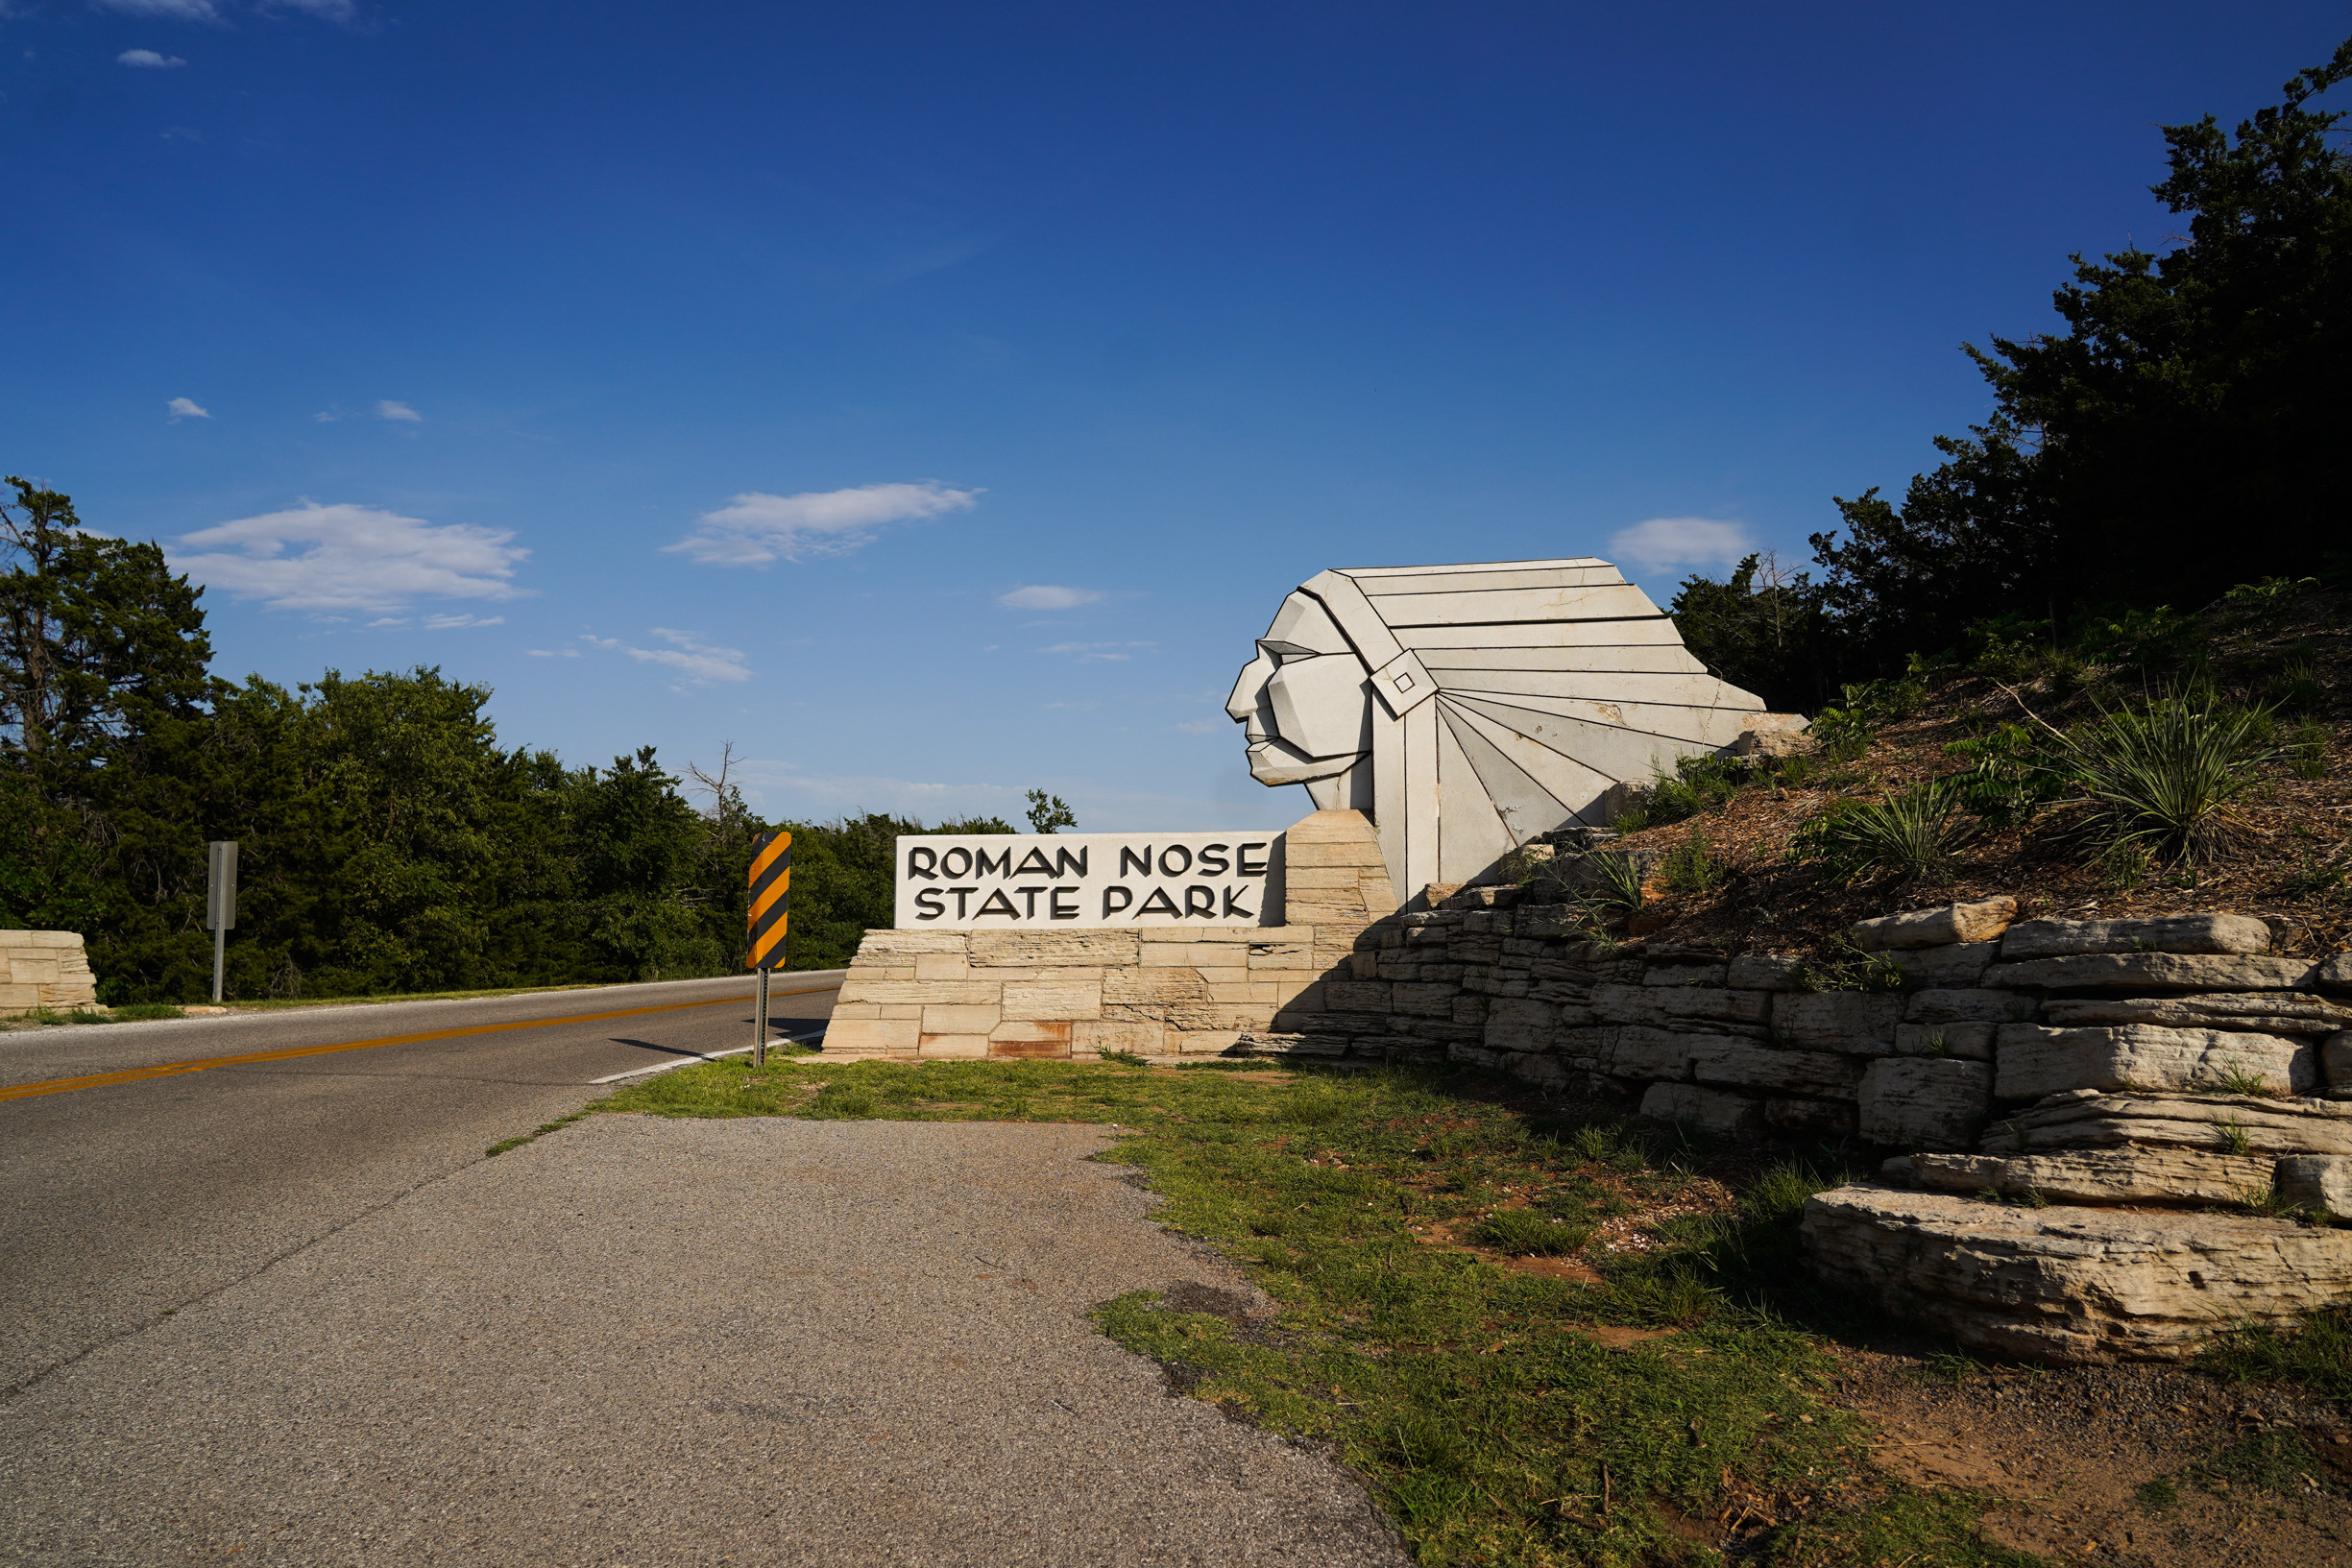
xmin=205 ymin=841 xmax=238 ymax=1005
xmin=746 ymin=831 xmax=791 ymax=1067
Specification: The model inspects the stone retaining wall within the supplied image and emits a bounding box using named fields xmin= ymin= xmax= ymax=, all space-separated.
xmin=822 ymin=809 xmax=1398 ymax=1059
xmin=1 ymin=929 xmax=98 ymax=1012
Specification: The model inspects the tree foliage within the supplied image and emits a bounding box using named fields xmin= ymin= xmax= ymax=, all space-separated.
xmin=0 ymin=480 xmax=1022 ymax=1000
xmin=1674 ymin=37 xmax=2352 ymax=684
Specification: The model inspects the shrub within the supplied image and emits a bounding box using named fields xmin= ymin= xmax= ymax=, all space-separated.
xmin=1790 ymin=776 xmax=1976 ymax=884
xmin=1659 ymin=826 xmax=1723 ymax=895
xmin=1946 ymin=721 xmax=2069 ymax=828
xmin=2220 ymin=575 xmax=2321 ymax=631
xmin=2052 ymin=692 xmax=2276 ymax=864
xmin=1639 ymin=753 xmax=1747 ymax=827
xmin=2076 ymin=603 xmax=2208 ymax=674
xmin=1807 ymin=705 xmax=1873 ymax=763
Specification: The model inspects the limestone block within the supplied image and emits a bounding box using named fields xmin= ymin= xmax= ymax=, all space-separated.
xmin=1766 ymin=1098 xmax=1857 ymax=1136
xmin=1205 ymin=981 xmax=1279 ymax=1004
xmin=828 ymin=1001 xmax=882 ymax=1021
xmin=1000 ymin=981 xmax=1103 ymax=1022
xmin=2042 ymin=993 xmax=2352 ymax=1035
xmin=1102 ymin=969 xmax=1211 ymax=1006
xmin=0 ymin=983 xmax=42 ymax=1009
xmin=1392 ymin=982 xmax=1456 ymax=1018
xmin=1990 ymin=1091 xmax=2352 ymax=1158
xmin=1609 ymin=1025 xmax=1695 ymax=1082
xmin=855 ymin=930 xmax=973 ymax=957
xmin=2322 ymin=954 xmax=2352 ymax=991
xmin=1175 ymin=1029 xmax=1244 ymax=1056
xmin=912 ymin=953 xmax=970 ymax=981
xmin=962 ymin=930 xmax=1142 ymax=967
xmin=920 ymin=1003 xmax=1002 ymax=1034
xmin=2276 ymin=1156 xmax=2352 ymax=1218
xmin=2329 ymin=1032 xmax=2352 ymax=1095
xmin=918 ymin=1034 xmax=992 ymax=1059
xmin=1805 ymin=1185 xmax=2352 ymax=1363
xmin=1688 ymin=1039 xmax=1863 ymax=1100
xmin=1994 ymin=1023 xmax=2315 ymax=1099
xmin=1771 ymin=992 xmax=1904 ymax=1054
xmin=1888 ymin=942 xmax=2000 ymax=989
xmin=1323 ymin=980 xmax=1394 ymax=1014
xmin=1857 ymin=1058 xmax=1994 ymax=1150
xmin=1893 ymin=1021 xmax=1997 ymax=1061
xmin=1912 ymin=1148 xmax=2276 ymax=1206
xmin=1905 ymin=988 xmax=2037 ymax=1025
xmin=1982 ymin=953 xmax=2317 ymax=992
xmin=1853 ymin=897 xmax=2018 ymax=952
xmin=820 ymin=1019 xmax=918 ymax=1057
xmin=1451 ymin=995 xmax=1487 ymax=1026
xmin=1999 ymin=913 xmax=2273 ymax=961
xmin=879 ymin=1004 xmax=924 ymax=1020
xmin=1727 ymin=955 xmax=1806 ymax=992
xmin=1283 ymin=838 xmax=1387 ymax=869
xmin=1643 ymin=963 xmax=1730 ymax=988
xmin=1590 ymin=983 xmax=1768 ymax=1030
xmin=1639 ymin=1083 xmax=1763 ymax=1137
xmin=1074 ymin=1020 xmax=1171 ymax=1056
xmin=837 ymin=979 xmax=1001 ymax=1007
xmin=1245 ymin=938 xmax=1315 ymax=968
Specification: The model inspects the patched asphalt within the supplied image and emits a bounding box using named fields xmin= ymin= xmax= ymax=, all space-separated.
xmin=0 ymin=1114 xmax=1409 ymax=1566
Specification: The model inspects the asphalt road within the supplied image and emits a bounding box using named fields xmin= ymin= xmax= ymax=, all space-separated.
xmin=0 ymin=973 xmax=845 ymax=1399
xmin=1 ymin=979 xmax=1409 ymax=1565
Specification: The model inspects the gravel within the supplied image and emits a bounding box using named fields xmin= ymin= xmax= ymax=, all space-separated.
xmin=0 ymin=1114 xmax=1409 ymax=1567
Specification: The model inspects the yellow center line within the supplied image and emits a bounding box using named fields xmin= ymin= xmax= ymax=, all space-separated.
xmin=0 ymin=984 xmax=843 ymax=1106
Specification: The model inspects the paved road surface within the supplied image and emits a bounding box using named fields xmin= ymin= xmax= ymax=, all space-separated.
xmin=1 ymin=974 xmax=843 ymax=1398
xmin=1 ymin=982 xmax=1408 ymax=1565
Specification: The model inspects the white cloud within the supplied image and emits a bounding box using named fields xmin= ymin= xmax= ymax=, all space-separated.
xmin=1039 ymin=640 xmax=1153 ymax=663
xmin=1608 ymin=517 xmax=1754 ymax=575
xmin=667 ymin=481 xmax=979 ymax=566
xmin=265 ymin=0 xmax=355 ymax=18
xmin=93 ymin=0 xmax=219 ymax=20
xmin=167 ymin=396 xmax=209 ymax=421
xmin=424 ymin=613 xmax=503 ymax=630
xmin=997 ymin=584 xmax=1103 ymax=611
xmin=173 ymin=500 xmax=529 ymax=614
xmin=376 ymin=398 xmax=421 ymax=422
xmin=527 ymin=647 xmax=583 ymax=659
xmin=582 ymin=627 xmax=750 ymax=686
xmin=118 ymin=48 xmax=186 ymax=66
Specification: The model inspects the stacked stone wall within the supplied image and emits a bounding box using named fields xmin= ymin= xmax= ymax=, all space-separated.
xmin=1 ymin=930 xmax=97 ymax=1012
xmin=822 ymin=809 xmax=1399 ymax=1060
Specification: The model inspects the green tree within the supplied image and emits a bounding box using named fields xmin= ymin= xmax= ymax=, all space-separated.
xmin=1810 ymin=36 xmax=2352 ymax=654
xmin=1025 ymin=788 xmax=1077 ymax=833
xmin=1667 ymin=552 xmax=1839 ymax=712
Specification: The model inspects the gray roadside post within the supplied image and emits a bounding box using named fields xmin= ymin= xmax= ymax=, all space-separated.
xmin=206 ymin=840 xmax=238 ymax=1004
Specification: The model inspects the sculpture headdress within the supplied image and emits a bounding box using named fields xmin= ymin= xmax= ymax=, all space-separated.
xmin=1226 ymin=558 xmax=1767 ymax=901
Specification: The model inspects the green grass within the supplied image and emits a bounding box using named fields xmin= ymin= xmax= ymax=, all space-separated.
xmin=596 ymin=1056 xmax=2042 ymax=1566
xmin=2196 ymin=1307 xmax=2352 ymax=1406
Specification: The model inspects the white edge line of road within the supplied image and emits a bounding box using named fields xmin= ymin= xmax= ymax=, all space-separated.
xmin=591 ymin=1027 xmax=831 ymax=1085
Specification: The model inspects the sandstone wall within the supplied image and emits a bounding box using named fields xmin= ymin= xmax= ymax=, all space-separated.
xmin=821 ymin=809 xmax=1397 ymax=1059
xmin=1 ymin=930 xmax=98 ymax=1012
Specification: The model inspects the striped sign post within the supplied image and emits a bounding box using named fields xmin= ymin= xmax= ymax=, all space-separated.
xmin=747 ymin=830 xmax=791 ymax=1066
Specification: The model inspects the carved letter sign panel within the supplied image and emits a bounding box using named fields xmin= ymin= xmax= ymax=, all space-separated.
xmin=893 ymin=832 xmax=1286 ymax=929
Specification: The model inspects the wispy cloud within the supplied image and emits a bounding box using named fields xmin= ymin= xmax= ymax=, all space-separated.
xmin=167 ymin=396 xmax=209 ymax=421
xmin=582 ymin=627 xmax=750 ymax=686
xmin=666 ymin=481 xmax=979 ymax=566
xmin=264 ymin=0 xmax=355 ymax=19
xmin=527 ymin=647 xmax=583 ymax=659
xmin=94 ymin=0 xmax=220 ymax=20
xmin=118 ymin=48 xmax=187 ymax=66
xmin=1039 ymin=640 xmax=1154 ymax=663
xmin=172 ymin=500 xmax=529 ymax=614
xmin=997 ymin=584 xmax=1103 ymax=611
xmin=1609 ymin=517 xmax=1754 ymax=576
xmin=424 ymin=613 xmax=502 ymax=630
xmin=376 ymin=398 xmax=421 ymax=422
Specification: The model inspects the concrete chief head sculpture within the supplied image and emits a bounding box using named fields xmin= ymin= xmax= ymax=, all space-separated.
xmin=1225 ymin=558 xmax=1768 ymax=905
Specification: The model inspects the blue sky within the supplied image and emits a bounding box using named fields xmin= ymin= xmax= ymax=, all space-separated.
xmin=6 ymin=2 xmax=2347 ymax=831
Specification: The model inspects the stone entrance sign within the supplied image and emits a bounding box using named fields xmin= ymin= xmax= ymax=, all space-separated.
xmin=1226 ymin=557 xmax=1769 ymax=898
xmin=893 ymin=832 xmax=1285 ymax=929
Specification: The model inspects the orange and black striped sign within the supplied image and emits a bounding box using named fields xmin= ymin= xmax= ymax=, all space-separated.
xmin=747 ymin=830 xmax=791 ymax=970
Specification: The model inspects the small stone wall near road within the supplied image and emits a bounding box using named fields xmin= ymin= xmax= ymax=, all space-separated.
xmin=1 ymin=929 xmax=98 ymax=1012
xmin=821 ymin=808 xmax=1396 ymax=1060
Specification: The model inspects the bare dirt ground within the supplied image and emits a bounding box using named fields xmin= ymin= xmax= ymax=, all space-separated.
xmin=1831 ymin=1346 xmax=2352 ymax=1566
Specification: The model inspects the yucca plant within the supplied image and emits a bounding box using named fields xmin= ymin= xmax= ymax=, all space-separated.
xmin=1791 ymin=776 xmax=1976 ymax=884
xmin=2050 ymin=692 xmax=2276 ymax=864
